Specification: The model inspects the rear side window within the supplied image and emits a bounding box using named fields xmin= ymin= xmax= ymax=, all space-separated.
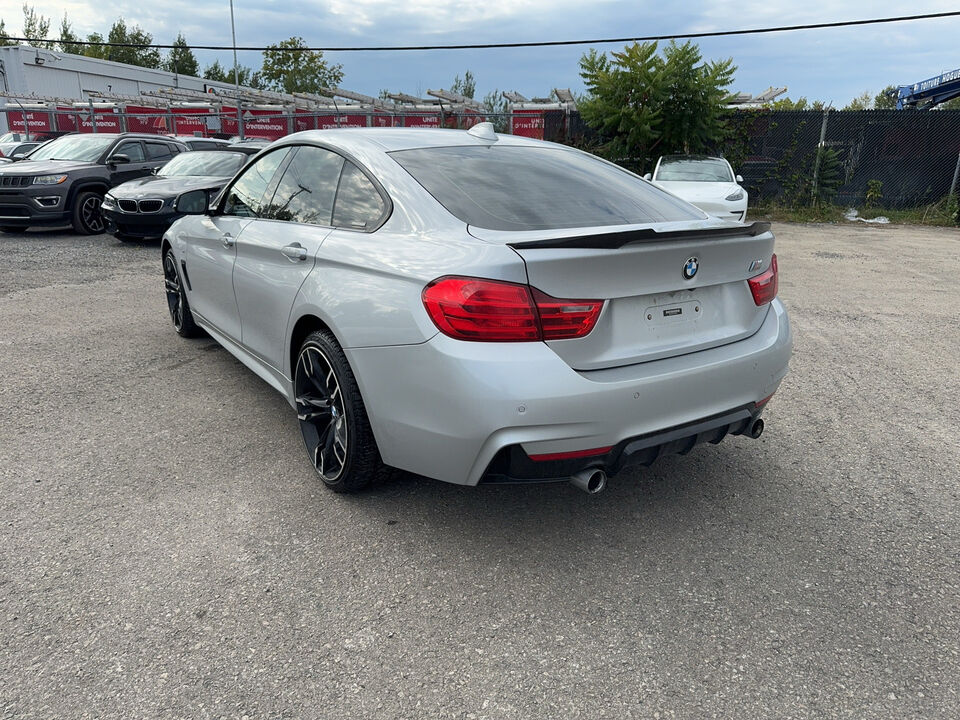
xmin=265 ymin=145 xmax=344 ymax=224
xmin=145 ymin=141 xmax=174 ymax=160
xmin=390 ymin=145 xmax=703 ymax=231
xmin=222 ymin=149 xmax=289 ymax=218
xmin=332 ymin=162 xmax=386 ymax=230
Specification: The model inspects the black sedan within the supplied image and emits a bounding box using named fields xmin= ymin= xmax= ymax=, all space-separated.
xmin=101 ymin=150 xmax=249 ymax=241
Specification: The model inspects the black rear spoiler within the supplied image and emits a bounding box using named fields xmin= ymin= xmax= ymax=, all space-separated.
xmin=507 ymin=221 xmax=771 ymax=250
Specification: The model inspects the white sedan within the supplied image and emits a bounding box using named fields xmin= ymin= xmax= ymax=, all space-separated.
xmin=646 ymin=155 xmax=748 ymax=223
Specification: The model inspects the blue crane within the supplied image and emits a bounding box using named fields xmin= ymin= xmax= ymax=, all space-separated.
xmin=896 ymin=68 xmax=960 ymax=109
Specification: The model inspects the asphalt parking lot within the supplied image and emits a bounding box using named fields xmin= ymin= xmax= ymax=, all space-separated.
xmin=1 ymin=222 xmax=958 ymax=719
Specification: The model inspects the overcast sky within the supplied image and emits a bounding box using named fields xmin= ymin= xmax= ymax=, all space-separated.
xmin=6 ymin=0 xmax=960 ymax=104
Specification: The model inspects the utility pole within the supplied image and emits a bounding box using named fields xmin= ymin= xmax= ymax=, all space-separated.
xmin=229 ymin=0 xmax=245 ymax=141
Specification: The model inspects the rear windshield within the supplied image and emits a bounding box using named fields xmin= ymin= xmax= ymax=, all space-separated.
xmin=390 ymin=145 xmax=702 ymax=231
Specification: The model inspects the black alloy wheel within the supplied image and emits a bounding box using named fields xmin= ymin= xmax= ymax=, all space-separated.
xmin=72 ymin=191 xmax=105 ymax=234
xmin=294 ymin=331 xmax=392 ymax=492
xmin=163 ymin=249 xmax=200 ymax=337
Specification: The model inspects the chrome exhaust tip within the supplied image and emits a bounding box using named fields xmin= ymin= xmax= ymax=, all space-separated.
xmin=570 ymin=468 xmax=607 ymax=494
xmin=748 ymin=418 xmax=764 ymax=439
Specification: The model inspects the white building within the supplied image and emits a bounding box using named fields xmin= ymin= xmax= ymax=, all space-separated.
xmin=0 ymin=44 xmax=238 ymax=133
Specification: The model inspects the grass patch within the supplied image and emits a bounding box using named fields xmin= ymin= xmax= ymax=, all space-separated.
xmin=752 ymin=199 xmax=959 ymax=227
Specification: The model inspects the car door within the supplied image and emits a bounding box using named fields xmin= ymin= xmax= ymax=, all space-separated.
xmin=106 ymin=140 xmax=153 ymax=184
xmin=232 ymin=145 xmax=345 ymax=370
xmin=183 ymin=147 xmax=290 ymax=342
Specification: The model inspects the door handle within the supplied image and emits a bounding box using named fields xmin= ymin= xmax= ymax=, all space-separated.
xmin=281 ymin=243 xmax=308 ymax=262
xmin=221 ymin=233 xmax=234 ymax=248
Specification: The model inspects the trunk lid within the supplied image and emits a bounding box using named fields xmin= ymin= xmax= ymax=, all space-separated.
xmin=469 ymin=220 xmax=775 ymax=370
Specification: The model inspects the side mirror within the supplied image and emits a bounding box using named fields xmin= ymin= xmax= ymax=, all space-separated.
xmin=735 ymin=174 xmax=744 ymax=183
xmin=175 ymin=189 xmax=209 ymax=215
xmin=643 ymin=173 xmax=652 ymax=181
xmin=107 ymin=153 xmax=130 ymax=167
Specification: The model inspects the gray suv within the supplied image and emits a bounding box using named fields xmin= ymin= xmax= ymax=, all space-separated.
xmin=0 ymin=133 xmax=187 ymax=234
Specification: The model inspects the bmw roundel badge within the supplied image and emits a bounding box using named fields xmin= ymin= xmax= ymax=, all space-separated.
xmin=683 ymin=256 xmax=699 ymax=280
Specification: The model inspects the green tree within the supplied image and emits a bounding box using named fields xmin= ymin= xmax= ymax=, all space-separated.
xmin=57 ymin=13 xmax=83 ymax=54
xmin=451 ymin=70 xmax=476 ymax=99
xmin=84 ymin=19 xmax=161 ymax=68
xmin=204 ymin=60 xmax=264 ymax=88
xmin=579 ymin=40 xmax=735 ymax=163
xmin=482 ymin=89 xmax=510 ymax=132
xmin=941 ymin=96 xmax=960 ymax=109
xmin=0 ymin=19 xmax=15 ymax=46
xmin=164 ymin=33 xmax=199 ymax=76
xmin=203 ymin=61 xmax=229 ymax=82
xmin=22 ymin=3 xmax=52 ymax=48
xmin=259 ymin=36 xmax=343 ymax=94
xmin=843 ymin=90 xmax=873 ymax=111
xmin=771 ymin=96 xmax=810 ymax=110
xmin=874 ymin=86 xmax=898 ymax=109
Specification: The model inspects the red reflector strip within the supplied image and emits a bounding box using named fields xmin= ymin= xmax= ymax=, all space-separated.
xmin=756 ymin=392 xmax=775 ymax=408
xmin=528 ymin=446 xmax=613 ymax=462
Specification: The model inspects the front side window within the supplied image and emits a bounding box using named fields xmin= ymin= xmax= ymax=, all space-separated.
xmin=391 ymin=145 xmax=701 ymax=231
xmin=113 ymin=141 xmax=145 ymax=163
xmin=222 ymin=149 xmax=289 ymax=218
xmin=264 ymin=146 xmax=344 ymax=224
xmin=332 ymin=162 xmax=386 ymax=230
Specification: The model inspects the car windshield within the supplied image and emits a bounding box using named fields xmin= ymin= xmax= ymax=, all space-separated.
xmin=158 ymin=151 xmax=246 ymax=177
xmin=28 ymin=135 xmax=115 ymax=162
xmin=390 ymin=145 xmax=702 ymax=231
xmin=655 ymin=157 xmax=733 ymax=182
xmin=0 ymin=132 xmax=25 ymax=143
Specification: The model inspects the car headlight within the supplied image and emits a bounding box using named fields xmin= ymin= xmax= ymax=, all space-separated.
xmin=102 ymin=193 xmax=116 ymax=205
xmin=725 ymin=189 xmax=745 ymax=202
xmin=32 ymin=174 xmax=68 ymax=185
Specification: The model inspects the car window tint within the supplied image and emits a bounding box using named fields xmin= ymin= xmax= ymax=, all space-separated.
xmin=145 ymin=141 xmax=173 ymax=160
xmin=264 ymin=146 xmax=344 ymax=224
xmin=115 ymin=141 xmax=145 ymax=163
xmin=332 ymin=162 xmax=386 ymax=230
xmin=391 ymin=145 xmax=702 ymax=231
xmin=222 ymin=149 xmax=289 ymax=218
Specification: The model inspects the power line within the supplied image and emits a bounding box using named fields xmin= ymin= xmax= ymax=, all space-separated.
xmin=4 ymin=11 xmax=959 ymax=52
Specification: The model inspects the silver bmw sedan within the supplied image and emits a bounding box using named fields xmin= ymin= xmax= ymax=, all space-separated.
xmin=161 ymin=123 xmax=791 ymax=494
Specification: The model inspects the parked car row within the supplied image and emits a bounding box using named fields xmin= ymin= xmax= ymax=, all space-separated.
xmin=0 ymin=132 xmax=261 ymax=238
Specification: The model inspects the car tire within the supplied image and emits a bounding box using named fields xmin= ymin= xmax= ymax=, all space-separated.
xmin=72 ymin=190 xmax=106 ymax=235
xmin=294 ymin=330 xmax=392 ymax=493
xmin=162 ymin=249 xmax=201 ymax=338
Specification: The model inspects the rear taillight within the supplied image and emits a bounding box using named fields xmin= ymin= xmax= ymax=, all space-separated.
xmin=422 ymin=276 xmax=603 ymax=342
xmin=748 ymin=253 xmax=778 ymax=306
xmin=531 ymin=288 xmax=604 ymax=340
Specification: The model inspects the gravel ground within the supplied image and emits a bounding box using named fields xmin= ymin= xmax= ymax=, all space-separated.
xmin=1 ymin=223 xmax=958 ymax=719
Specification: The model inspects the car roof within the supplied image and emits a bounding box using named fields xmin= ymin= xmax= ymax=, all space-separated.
xmin=273 ymin=127 xmax=557 ymax=154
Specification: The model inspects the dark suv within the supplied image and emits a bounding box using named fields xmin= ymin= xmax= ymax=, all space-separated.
xmin=0 ymin=133 xmax=187 ymax=234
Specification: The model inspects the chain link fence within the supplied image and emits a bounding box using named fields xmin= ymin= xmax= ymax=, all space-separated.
xmin=7 ymin=105 xmax=960 ymax=210
xmin=561 ymin=109 xmax=960 ymax=210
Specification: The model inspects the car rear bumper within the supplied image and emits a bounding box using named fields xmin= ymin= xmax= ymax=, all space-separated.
xmin=345 ymin=298 xmax=792 ymax=486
